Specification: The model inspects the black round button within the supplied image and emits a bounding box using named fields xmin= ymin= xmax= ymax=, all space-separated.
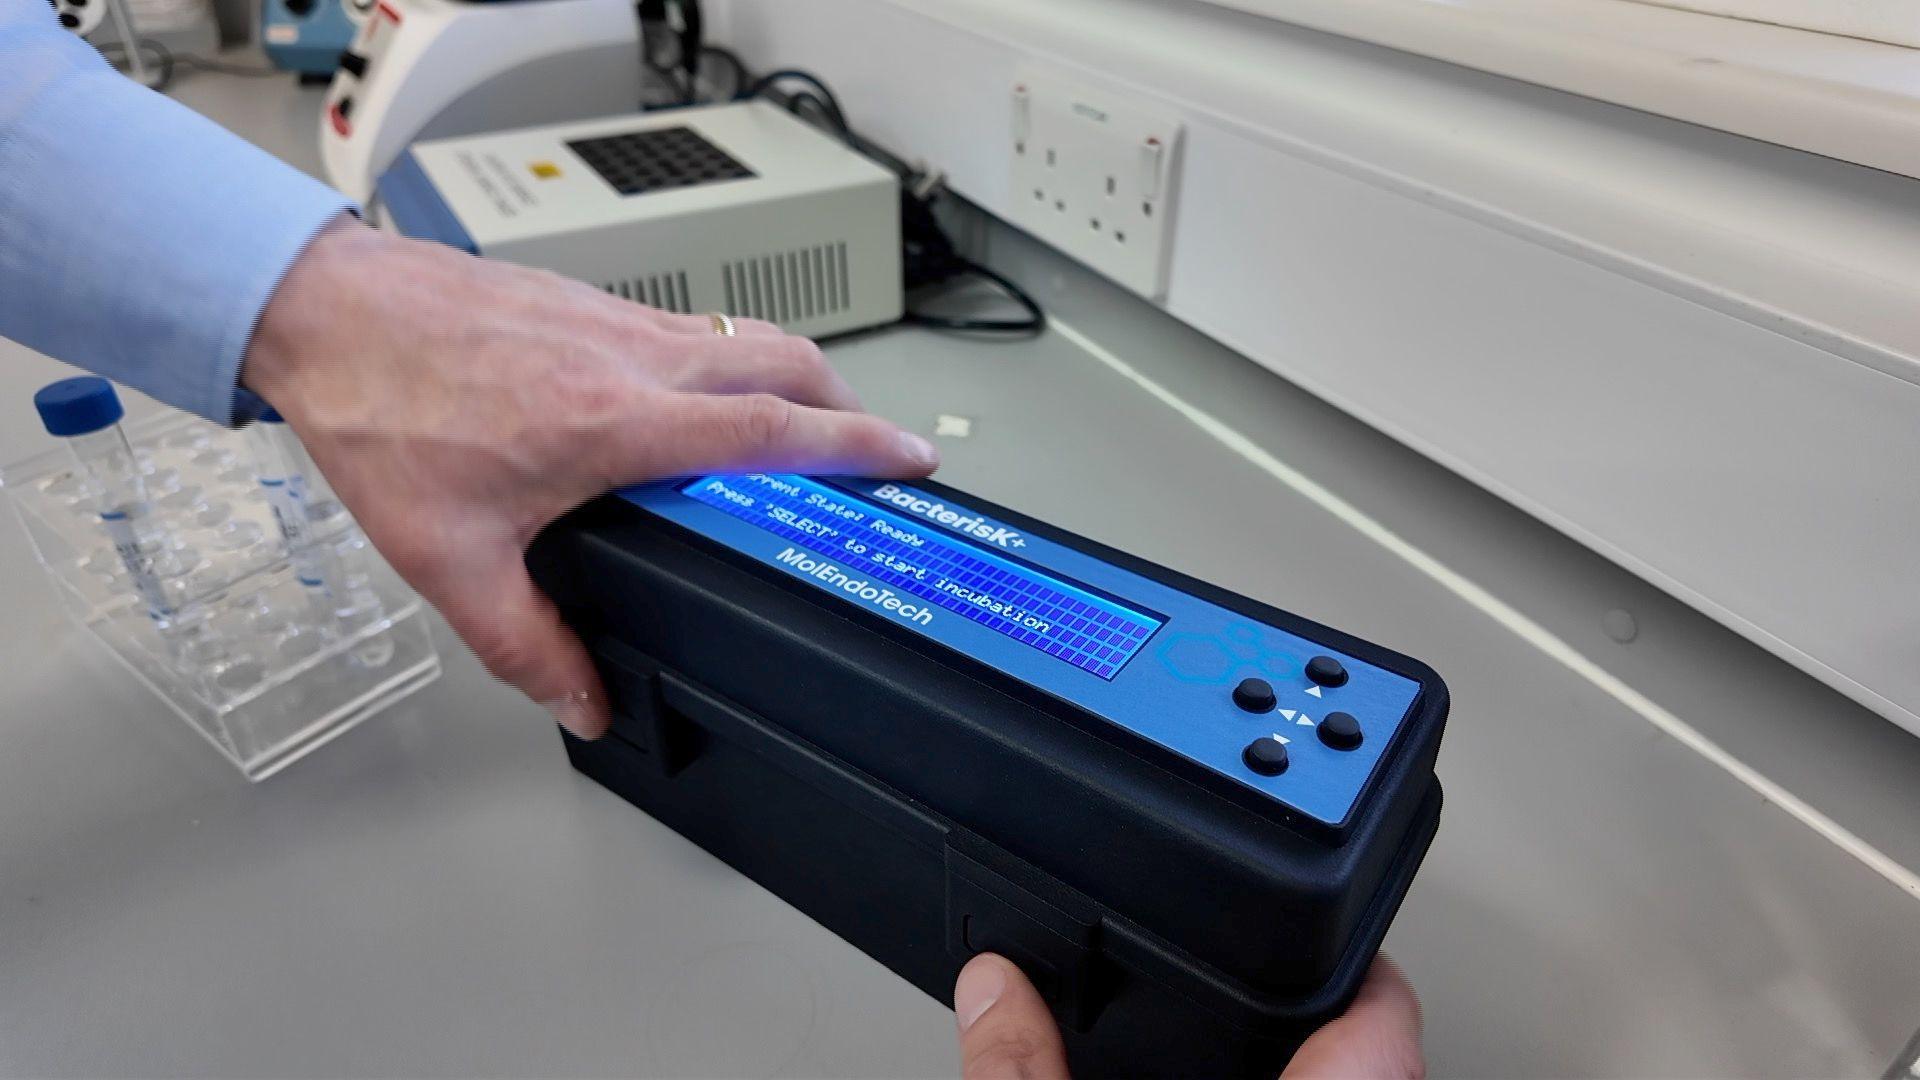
xmin=1232 ymin=677 xmax=1276 ymax=713
xmin=58 ymin=10 xmax=79 ymax=25
xmin=1318 ymin=711 xmax=1363 ymax=750
xmin=1305 ymin=655 xmax=1348 ymax=687
xmin=1242 ymin=737 xmax=1289 ymax=776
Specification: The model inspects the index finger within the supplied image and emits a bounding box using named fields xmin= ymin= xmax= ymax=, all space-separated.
xmin=609 ymin=391 xmax=939 ymax=483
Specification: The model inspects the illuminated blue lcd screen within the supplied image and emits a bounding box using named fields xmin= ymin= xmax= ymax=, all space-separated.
xmin=679 ymin=474 xmax=1164 ymax=679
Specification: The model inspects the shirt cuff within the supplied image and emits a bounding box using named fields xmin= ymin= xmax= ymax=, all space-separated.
xmin=0 ymin=39 xmax=355 ymax=425
xmin=217 ymin=207 xmax=355 ymax=427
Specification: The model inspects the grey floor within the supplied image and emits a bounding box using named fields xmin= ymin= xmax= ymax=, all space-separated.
xmin=0 ymin=64 xmax=1914 ymax=1079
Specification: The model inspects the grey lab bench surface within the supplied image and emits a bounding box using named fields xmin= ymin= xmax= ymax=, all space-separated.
xmin=0 ymin=67 xmax=1916 ymax=1079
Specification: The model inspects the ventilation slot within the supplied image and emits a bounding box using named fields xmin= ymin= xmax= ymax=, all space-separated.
xmin=602 ymin=271 xmax=693 ymax=313
xmin=721 ymin=242 xmax=850 ymax=326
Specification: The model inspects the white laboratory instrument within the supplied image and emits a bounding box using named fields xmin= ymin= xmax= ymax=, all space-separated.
xmin=52 ymin=0 xmax=111 ymax=38
xmin=320 ymin=0 xmax=644 ymax=204
xmin=379 ymin=101 xmax=904 ymax=337
xmin=56 ymin=0 xmax=216 ymax=88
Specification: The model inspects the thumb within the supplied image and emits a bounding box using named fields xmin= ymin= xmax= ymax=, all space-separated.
xmin=954 ymin=954 xmax=1071 ymax=1080
xmin=1282 ymin=955 xmax=1426 ymax=1080
xmin=428 ymin=546 xmax=610 ymax=739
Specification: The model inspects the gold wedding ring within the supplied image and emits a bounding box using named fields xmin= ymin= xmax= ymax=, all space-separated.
xmin=708 ymin=312 xmax=738 ymax=337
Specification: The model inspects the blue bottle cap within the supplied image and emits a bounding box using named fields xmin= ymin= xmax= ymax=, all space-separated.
xmin=33 ymin=377 xmax=124 ymax=437
xmin=259 ymin=406 xmax=285 ymax=423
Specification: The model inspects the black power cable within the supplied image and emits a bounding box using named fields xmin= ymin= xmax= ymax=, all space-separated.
xmin=173 ymin=51 xmax=281 ymax=77
xmin=99 ymin=38 xmax=283 ymax=91
xmin=95 ymin=38 xmax=174 ymax=88
xmin=741 ymin=70 xmax=849 ymax=131
xmin=637 ymin=0 xmax=704 ymax=107
xmin=697 ymin=44 xmax=748 ymax=102
xmin=736 ymin=69 xmax=1044 ymax=336
xmin=903 ymin=258 xmax=1044 ymax=335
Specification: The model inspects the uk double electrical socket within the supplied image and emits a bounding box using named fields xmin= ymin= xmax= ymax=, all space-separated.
xmin=1008 ymin=69 xmax=1185 ymax=299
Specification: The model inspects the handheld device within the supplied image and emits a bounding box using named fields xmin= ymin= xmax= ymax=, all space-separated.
xmin=527 ymin=474 xmax=1448 ymax=1076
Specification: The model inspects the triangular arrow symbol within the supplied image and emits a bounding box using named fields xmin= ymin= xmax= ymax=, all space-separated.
xmin=1278 ymin=709 xmax=1296 ymax=721
xmin=1271 ymin=734 xmax=1290 ymax=744
xmin=1297 ymin=715 xmax=1315 ymax=726
xmin=1305 ymin=685 xmax=1323 ymax=698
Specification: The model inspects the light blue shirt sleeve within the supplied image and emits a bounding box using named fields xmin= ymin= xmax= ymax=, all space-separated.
xmin=0 ymin=0 xmax=353 ymax=424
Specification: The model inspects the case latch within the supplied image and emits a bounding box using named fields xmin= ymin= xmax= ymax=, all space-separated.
xmin=945 ymin=835 xmax=1112 ymax=1032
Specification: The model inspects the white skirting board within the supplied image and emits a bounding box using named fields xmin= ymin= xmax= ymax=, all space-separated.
xmin=715 ymin=0 xmax=1920 ymax=737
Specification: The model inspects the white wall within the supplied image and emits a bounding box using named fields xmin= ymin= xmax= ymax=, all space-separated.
xmin=716 ymin=0 xmax=1920 ymax=736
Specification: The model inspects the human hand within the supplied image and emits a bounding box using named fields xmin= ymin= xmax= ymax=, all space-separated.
xmin=952 ymin=952 xmax=1424 ymax=1080
xmin=241 ymin=216 xmax=938 ymax=738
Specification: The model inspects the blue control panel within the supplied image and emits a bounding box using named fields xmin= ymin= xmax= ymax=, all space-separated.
xmin=623 ymin=475 xmax=1423 ymax=827
xmin=680 ymin=475 xmax=1163 ymax=679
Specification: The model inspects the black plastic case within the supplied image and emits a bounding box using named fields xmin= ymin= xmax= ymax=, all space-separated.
xmin=527 ymin=482 xmax=1448 ymax=1077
